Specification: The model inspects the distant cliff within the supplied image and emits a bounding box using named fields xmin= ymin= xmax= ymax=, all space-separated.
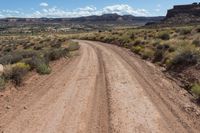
xmin=164 ymin=3 xmax=200 ymax=24
xmin=0 ymin=14 xmax=164 ymax=26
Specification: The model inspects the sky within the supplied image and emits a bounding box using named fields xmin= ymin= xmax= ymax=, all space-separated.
xmin=0 ymin=0 xmax=196 ymax=18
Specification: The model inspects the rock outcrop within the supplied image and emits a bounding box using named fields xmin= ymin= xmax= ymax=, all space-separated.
xmin=164 ymin=3 xmax=200 ymax=24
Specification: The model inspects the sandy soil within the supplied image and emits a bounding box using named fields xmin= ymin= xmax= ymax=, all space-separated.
xmin=0 ymin=40 xmax=200 ymax=133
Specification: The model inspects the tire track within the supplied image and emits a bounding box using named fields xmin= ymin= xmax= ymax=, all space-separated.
xmin=85 ymin=40 xmax=199 ymax=133
xmin=1 ymin=40 xmax=199 ymax=133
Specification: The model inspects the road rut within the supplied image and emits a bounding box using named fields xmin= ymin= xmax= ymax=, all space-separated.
xmin=0 ymin=40 xmax=200 ymax=133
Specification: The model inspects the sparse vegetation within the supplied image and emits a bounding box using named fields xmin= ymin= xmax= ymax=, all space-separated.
xmin=142 ymin=49 xmax=154 ymax=60
xmin=77 ymin=25 xmax=200 ymax=98
xmin=167 ymin=45 xmax=200 ymax=70
xmin=11 ymin=62 xmax=30 ymax=85
xmin=158 ymin=32 xmax=170 ymax=40
xmin=36 ymin=63 xmax=51 ymax=75
xmin=131 ymin=46 xmax=144 ymax=55
xmin=0 ymin=76 xmax=5 ymax=90
xmin=192 ymin=84 xmax=200 ymax=99
xmin=180 ymin=27 xmax=192 ymax=35
xmin=67 ymin=41 xmax=80 ymax=51
xmin=0 ymin=35 xmax=80 ymax=89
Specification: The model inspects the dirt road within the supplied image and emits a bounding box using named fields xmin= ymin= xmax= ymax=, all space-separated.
xmin=0 ymin=40 xmax=200 ymax=133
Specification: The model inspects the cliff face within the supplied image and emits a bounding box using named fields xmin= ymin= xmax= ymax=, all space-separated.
xmin=165 ymin=3 xmax=200 ymax=23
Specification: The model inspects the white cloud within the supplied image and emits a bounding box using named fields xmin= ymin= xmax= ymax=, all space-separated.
xmin=102 ymin=4 xmax=149 ymax=16
xmin=40 ymin=2 xmax=48 ymax=7
xmin=0 ymin=4 xmax=151 ymax=18
xmin=77 ymin=6 xmax=97 ymax=12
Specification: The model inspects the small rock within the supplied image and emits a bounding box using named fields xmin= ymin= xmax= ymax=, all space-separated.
xmin=196 ymin=110 xmax=200 ymax=116
xmin=6 ymin=106 xmax=11 ymax=110
xmin=184 ymin=104 xmax=195 ymax=112
xmin=24 ymin=106 xmax=27 ymax=110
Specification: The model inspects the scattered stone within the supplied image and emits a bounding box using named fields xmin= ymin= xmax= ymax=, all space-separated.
xmin=6 ymin=106 xmax=11 ymax=110
xmin=184 ymin=104 xmax=195 ymax=113
xmin=24 ymin=106 xmax=27 ymax=110
xmin=195 ymin=110 xmax=200 ymax=116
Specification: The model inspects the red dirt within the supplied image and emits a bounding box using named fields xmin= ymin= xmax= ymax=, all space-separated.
xmin=0 ymin=40 xmax=200 ymax=133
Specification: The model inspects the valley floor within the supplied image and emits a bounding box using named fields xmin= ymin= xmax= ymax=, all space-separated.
xmin=0 ymin=40 xmax=200 ymax=133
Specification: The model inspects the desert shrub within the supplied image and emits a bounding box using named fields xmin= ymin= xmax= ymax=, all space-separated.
xmin=168 ymin=47 xmax=176 ymax=53
xmin=11 ymin=62 xmax=30 ymax=85
xmin=130 ymin=33 xmax=135 ymax=40
xmin=134 ymin=39 xmax=143 ymax=46
xmin=180 ymin=28 xmax=192 ymax=35
xmin=152 ymin=41 xmax=160 ymax=47
xmin=158 ymin=32 xmax=170 ymax=40
xmin=192 ymin=84 xmax=200 ymax=98
xmin=192 ymin=39 xmax=200 ymax=47
xmin=142 ymin=49 xmax=154 ymax=60
xmin=167 ymin=46 xmax=200 ymax=70
xmin=152 ymin=43 xmax=171 ymax=63
xmin=33 ymin=45 xmax=43 ymax=50
xmin=3 ymin=47 xmax=12 ymax=52
xmin=36 ymin=63 xmax=51 ymax=75
xmin=0 ymin=54 xmax=23 ymax=65
xmin=121 ymin=35 xmax=132 ymax=43
xmin=196 ymin=26 xmax=200 ymax=33
xmin=67 ymin=41 xmax=80 ymax=51
xmin=156 ymin=44 xmax=170 ymax=50
xmin=0 ymin=76 xmax=5 ymax=90
xmin=25 ymin=56 xmax=50 ymax=74
xmin=18 ymin=50 xmax=38 ymax=58
xmin=153 ymin=49 xmax=165 ymax=63
xmin=0 ymin=50 xmax=37 ymax=65
xmin=131 ymin=46 xmax=144 ymax=54
xmin=51 ymin=41 xmax=62 ymax=48
xmin=48 ymin=48 xmax=69 ymax=61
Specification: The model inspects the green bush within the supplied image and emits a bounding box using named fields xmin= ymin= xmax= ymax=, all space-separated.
xmin=180 ymin=28 xmax=192 ymax=35
xmin=48 ymin=48 xmax=69 ymax=61
xmin=167 ymin=46 xmax=200 ymax=70
xmin=51 ymin=41 xmax=62 ymax=48
xmin=0 ymin=50 xmax=37 ymax=65
xmin=0 ymin=54 xmax=23 ymax=65
xmin=0 ymin=76 xmax=5 ymax=90
xmin=131 ymin=46 xmax=144 ymax=54
xmin=153 ymin=49 xmax=165 ymax=63
xmin=158 ymin=32 xmax=170 ymax=40
xmin=192 ymin=39 xmax=200 ymax=47
xmin=25 ymin=56 xmax=51 ymax=75
xmin=67 ymin=41 xmax=80 ymax=51
xmin=134 ymin=39 xmax=143 ymax=46
xmin=36 ymin=63 xmax=51 ymax=75
xmin=11 ymin=62 xmax=30 ymax=85
xmin=142 ymin=49 xmax=154 ymax=60
xmin=192 ymin=84 xmax=200 ymax=98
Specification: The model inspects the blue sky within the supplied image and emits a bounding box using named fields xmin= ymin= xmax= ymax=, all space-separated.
xmin=0 ymin=0 xmax=196 ymax=18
